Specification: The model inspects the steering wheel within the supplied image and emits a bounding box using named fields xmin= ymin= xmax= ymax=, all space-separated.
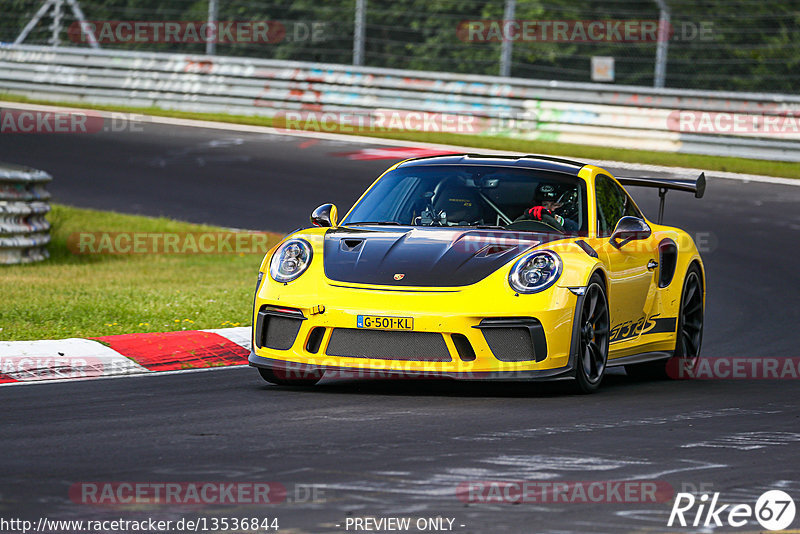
xmin=556 ymin=190 xmax=580 ymax=221
xmin=507 ymin=213 xmax=566 ymax=234
xmin=514 ymin=206 xmax=566 ymax=233
xmin=538 ymin=213 xmax=566 ymax=233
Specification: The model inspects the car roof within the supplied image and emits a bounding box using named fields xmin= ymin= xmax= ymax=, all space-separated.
xmin=395 ymin=154 xmax=587 ymax=175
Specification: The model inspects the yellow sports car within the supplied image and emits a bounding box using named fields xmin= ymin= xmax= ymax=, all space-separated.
xmin=249 ymin=154 xmax=706 ymax=392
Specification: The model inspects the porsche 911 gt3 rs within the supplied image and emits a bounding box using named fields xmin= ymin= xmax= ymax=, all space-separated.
xmin=249 ymin=154 xmax=706 ymax=392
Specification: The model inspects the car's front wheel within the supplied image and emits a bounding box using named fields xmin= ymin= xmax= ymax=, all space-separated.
xmin=258 ymin=366 xmax=324 ymax=386
xmin=573 ymin=275 xmax=610 ymax=394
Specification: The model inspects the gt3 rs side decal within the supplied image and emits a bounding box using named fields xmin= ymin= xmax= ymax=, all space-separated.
xmin=609 ymin=313 xmax=677 ymax=344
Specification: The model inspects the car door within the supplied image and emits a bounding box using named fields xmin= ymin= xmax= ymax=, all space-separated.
xmin=594 ymin=174 xmax=659 ymax=346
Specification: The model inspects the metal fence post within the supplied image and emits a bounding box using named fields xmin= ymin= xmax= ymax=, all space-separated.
xmin=499 ymin=0 xmax=516 ymax=77
xmin=17 ymin=0 xmax=100 ymax=49
xmin=65 ymin=0 xmax=100 ymax=48
xmin=206 ymin=0 xmax=218 ymax=55
xmin=49 ymin=0 xmax=63 ymax=47
xmin=353 ymin=0 xmax=366 ymax=66
xmin=653 ymin=0 xmax=670 ymax=88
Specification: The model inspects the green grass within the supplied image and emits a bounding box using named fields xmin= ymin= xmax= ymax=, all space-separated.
xmin=2 ymin=92 xmax=799 ymax=180
xmin=0 ymin=205 xmax=282 ymax=341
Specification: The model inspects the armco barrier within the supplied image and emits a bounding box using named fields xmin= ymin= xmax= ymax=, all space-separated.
xmin=1 ymin=45 xmax=799 ymax=161
xmin=0 ymin=162 xmax=51 ymax=265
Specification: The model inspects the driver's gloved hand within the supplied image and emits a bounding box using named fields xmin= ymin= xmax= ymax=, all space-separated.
xmin=524 ymin=206 xmax=565 ymax=226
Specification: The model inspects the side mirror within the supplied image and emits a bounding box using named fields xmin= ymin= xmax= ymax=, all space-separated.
xmin=610 ymin=216 xmax=651 ymax=249
xmin=311 ymin=203 xmax=338 ymax=227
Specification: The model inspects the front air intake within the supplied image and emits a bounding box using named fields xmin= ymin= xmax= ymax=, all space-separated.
xmin=325 ymin=329 xmax=451 ymax=362
xmin=255 ymin=307 xmax=305 ymax=350
xmin=475 ymin=318 xmax=548 ymax=362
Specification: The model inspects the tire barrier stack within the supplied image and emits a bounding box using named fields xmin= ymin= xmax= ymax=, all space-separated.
xmin=0 ymin=162 xmax=51 ymax=265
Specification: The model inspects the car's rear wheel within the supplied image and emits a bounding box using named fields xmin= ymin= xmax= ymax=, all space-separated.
xmin=258 ymin=366 xmax=324 ymax=386
xmin=573 ymin=275 xmax=609 ymax=394
xmin=671 ymin=266 xmax=704 ymax=375
xmin=626 ymin=265 xmax=704 ymax=379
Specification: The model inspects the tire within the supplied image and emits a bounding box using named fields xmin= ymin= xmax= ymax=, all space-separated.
xmin=573 ymin=275 xmax=610 ymax=394
xmin=625 ymin=264 xmax=704 ymax=380
xmin=258 ymin=366 xmax=324 ymax=386
xmin=670 ymin=265 xmax=704 ymax=377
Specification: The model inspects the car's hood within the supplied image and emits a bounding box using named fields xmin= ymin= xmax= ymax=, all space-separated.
xmin=323 ymin=226 xmax=562 ymax=287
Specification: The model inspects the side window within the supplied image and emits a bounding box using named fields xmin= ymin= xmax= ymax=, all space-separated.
xmin=595 ymin=175 xmax=624 ymax=236
xmin=595 ymin=174 xmax=644 ymax=236
xmin=622 ymin=191 xmax=644 ymax=219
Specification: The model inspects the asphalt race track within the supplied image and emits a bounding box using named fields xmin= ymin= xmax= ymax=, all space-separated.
xmin=1 ymin=118 xmax=799 ymax=533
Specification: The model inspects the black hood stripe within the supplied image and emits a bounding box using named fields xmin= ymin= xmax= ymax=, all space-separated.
xmin=323 ymin=226 xmax=565 ymax=287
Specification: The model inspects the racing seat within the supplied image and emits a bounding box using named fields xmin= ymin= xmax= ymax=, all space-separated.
xmin=432 ymin=179 xmax=486 ymax=225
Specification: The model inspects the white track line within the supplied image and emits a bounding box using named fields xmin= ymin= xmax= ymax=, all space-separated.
xmin=0 ymin=327 xmax=253 ymax=387
xmin=2 ymin=100 xmax=798 ymax=187
xmin=0 ymin=362 xmax=249 ymax=388
xmin=0 ymin=338 xmax=149 ymax=382
xmin=203 ymin=326 xmax=252 ymax=351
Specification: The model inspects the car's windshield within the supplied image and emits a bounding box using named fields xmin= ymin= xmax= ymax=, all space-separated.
xmin=342 ymin=165 xmax=588 ymax=235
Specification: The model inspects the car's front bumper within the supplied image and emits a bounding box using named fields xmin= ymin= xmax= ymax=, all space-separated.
xmin=248 ymin=352 xmax=575 ymax=381
xmin=250 ymin=280 xmax=583 ymax=380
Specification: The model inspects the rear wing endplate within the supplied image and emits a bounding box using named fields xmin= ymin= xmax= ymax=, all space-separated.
xmin=616 ymin=172 xmax=705 ymax=224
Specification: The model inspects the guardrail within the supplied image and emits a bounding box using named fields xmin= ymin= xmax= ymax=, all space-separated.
xmin=1 ymin=45 xmax=800 ymax=161
xmin=0 ymin=162 xmax=51 ymax=265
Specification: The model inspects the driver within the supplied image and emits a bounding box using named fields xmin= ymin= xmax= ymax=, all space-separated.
xmin=517 ymin=183 xmax=579 ymax=231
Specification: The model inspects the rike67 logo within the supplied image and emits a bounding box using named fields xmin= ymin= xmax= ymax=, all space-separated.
xmin=668 ymin=490 xmax=795 ymax=530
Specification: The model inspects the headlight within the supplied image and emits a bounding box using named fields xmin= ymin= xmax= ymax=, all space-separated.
xmin=270 ymin=239 xmax=313 ymax=283
xmin=508 ymin=250 xmax=562 ymax=294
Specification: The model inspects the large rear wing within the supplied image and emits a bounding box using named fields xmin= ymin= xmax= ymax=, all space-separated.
xmin=616 ymin=172 xmax=705 ymax=224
